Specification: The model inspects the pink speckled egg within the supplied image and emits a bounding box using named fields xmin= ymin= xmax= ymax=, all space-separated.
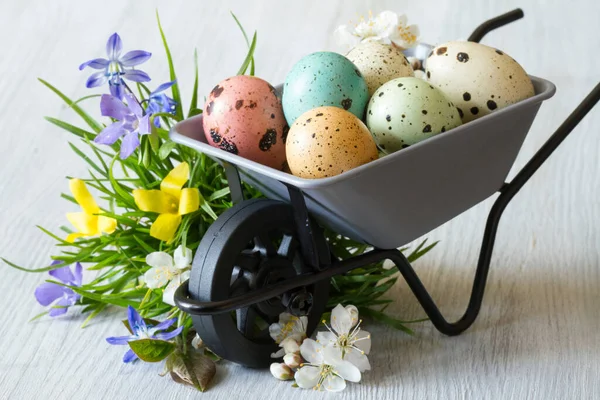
xmin=202 ymin=76 xmax=288 ymax=170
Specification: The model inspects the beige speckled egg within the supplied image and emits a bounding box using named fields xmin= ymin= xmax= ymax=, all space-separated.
xmin=346 ymin=42 xmax=414 ymax=97
xmin=425 ymin=41 xmax=535 ymax=123
xmin=286 ymin=106 xmax=378 ymax=179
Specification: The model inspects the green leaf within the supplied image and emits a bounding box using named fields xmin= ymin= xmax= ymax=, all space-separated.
xmin=167 ymin=351 xmax=216 ymax=392
xmin=236 ymin=31 xmax=257 ymax=76
xmin=129 ymin=339 xmax=176 ymax=362
xmin=407 ymin=240 xmax=439 ymax=263
xmin=188 ymin=108 xmax=202 ymax=117
xmin=159 ymin=141 xmax=177 ymax=160
xmin=71 ymin=94 xmax=102 ymax=107
xmin=359 ymin=307 xmax=417 ymax=335
xmin=68 ymin=142 xmax=106 ymax=176
xmin=2 ymin=257 xmax=68 ymax=273
xmin=38 ymin=78 xmax=104 ymax=133
xmin=188 ymin=49 xmax=200 ymax=117
xmin=156 ymin=11 xmax=184 ymax=121
xmin=231 ymin=12 xmax=255 ymax=75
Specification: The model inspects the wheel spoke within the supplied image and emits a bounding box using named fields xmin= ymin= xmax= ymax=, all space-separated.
xmin=230 ymin=274 xmax=249 ymax=295
xmin=254 ymin=232 xmax=276 ymax=257
xmin=277 ymin=234 xmax=297 ymax=260
xmin=235 ymin=252 xmax=260 ymax=273
xmin=236 ymin=306 xmax=260 ymax=339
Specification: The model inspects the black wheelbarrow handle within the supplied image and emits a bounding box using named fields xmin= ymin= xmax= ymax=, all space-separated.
xmin=468 ymin=8 xmax=525 ymax=43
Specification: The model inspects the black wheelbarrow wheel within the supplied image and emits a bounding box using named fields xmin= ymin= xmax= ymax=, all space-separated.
xmin=189 ymin=198 xmax=330 ymax=368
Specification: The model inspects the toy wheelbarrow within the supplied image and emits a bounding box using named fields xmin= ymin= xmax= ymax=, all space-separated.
xmin=171 ymin=9 xmax=600 ymax=367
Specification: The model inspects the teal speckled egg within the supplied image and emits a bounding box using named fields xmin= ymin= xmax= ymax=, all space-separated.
xmin=282 ymin=52 xmax=369 ymax=125
xmin=366 ymin=77 xmax=462 ymax=153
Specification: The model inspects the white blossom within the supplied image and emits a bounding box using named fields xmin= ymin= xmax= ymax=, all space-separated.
xmin=334 ymin=10 xmax=419 ymax=51
xmin=295 ymin=339 xmax=361 ymax=392
xmin=144 ymin=245 xmax=192 ymax=306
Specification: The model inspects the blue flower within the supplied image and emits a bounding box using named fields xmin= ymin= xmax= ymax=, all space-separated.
xmin=106 ymin=306 xmax=183 ymax=363
xmin=34 ymin=261 xmax=82 ymax=317
xmin=94 ymin=93 xmax=151 ymax=159
xmin=145 ymin=81 xmax=178 ymax=127
xmin=80 ymin=33 xmax=151 ymax=99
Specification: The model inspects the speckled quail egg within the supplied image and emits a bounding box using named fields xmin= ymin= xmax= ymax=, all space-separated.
xmin=425 ymin=41 xmax=535 ymax=123
xmin=346 ymin=42 xmax=414 ymax=96
xmin=366 ymin=77 xmax=462 ymax=153
xmin=286 ymin=106 xmax=378 ymax=178
xmin=202 ymin=75 xmax=288 ymax=170
xmin=282 ymin=52 xmax=369 ymax=125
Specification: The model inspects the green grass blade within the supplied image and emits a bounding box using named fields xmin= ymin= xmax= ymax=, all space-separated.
xmin=38 ymin=78 xmax=104 ymax=133
xmin=44 ymin=117 xmax=96 ymax=141
xmin=68 ymin=142 xmax=106 ymax=176
xmin=156 ymin=11 xmax=184 ymax=121
xmin=188 ymin=48 xmax=199 ymax=117
xmin=236 ymin=32 xmax=257 ymax=75
xmin=231 ymin=12 xmax=255 ymax=75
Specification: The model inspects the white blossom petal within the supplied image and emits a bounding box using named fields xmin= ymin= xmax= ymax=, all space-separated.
xmin=345 ymin=305 xmax=359 ymax=328
xmin=295 ymin=366 xmax=321 ymax=389
xmin=344 ymin=349 xmax=371 ymax=372
xmin=180 ymin=270 xmax=191 ymax=282
xmin=316 ymin=331 xmax=337 ymax=346
xmin=331 ymin=304 xmax=352 ymax=335
xmin=280 ymin=337 xmax=300 ymax=354
xmin=334 ymin=25 xmax=361 ymax=49
xmin=300 ymin=339 xmax=324 ymax=365
xmin=374 ymin=11 xmax=399 ymax=38
xmin=271 ymin=348 xmax=286 ymax=358
xmin=333 ymin=359 xmax=361 ymax=383
xmin=325 ymin=374 xmax=347 ymax=392
xmin=162 ymin=278 xmax=181 ymax=306
xmin=174 ymin=245 xmax=192 ymax=269
xmin=270 ymin=363 xmax=293 ymax=380
xmin=146 ymin=251 xmax=173 ymax=269
xmin=353 ymin=330 xmax=371 ymax=354
xmin=144 ymin=267 xmax=171 ymax=289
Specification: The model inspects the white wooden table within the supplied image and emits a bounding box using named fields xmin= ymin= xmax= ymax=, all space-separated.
xmin=1 ymin=0 xmax=599 ymax=398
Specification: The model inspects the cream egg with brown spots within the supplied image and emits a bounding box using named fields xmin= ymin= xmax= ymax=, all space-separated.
xmin=346 ymin=42 xmax=414 ymax=97
xmin=425 ymin=41 xmax=535 ymax=123
xmin=285 ymin=106 xmax=378 ymax=179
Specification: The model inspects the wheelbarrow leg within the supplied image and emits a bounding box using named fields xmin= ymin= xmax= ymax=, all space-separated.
xmin=388 ymin=83 xmax=600 ymax=336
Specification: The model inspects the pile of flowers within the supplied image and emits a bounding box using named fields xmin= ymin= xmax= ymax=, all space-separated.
xmin=269 ymin=305 xmax=370 ymax=392
xmin=5 ymin=10 xmax=435 ymax=392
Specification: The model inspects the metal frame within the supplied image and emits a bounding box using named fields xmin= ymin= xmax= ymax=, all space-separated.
xmin=174 ymin=8 xmax=600 ymax=336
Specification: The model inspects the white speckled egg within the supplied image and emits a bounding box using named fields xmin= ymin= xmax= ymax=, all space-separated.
xmin=366 ymin=77 xmax=462 ymax=153
xmin=346 ymin=42 xmax=414 ymax=97
xmin=425 ymin=41 xmax=535 ymax=123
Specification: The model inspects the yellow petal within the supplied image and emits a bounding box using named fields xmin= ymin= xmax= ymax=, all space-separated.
xmin=160 ymin=162 xmax=190 ymax=200
xmin=150 ymin=213 xmax=182 ymax=242
xmin=66 ymin=212 xmax=99 ymax=235
xmin=70 ymin=179 xmax=100 ymax=214
xmin=66 ymin=233 xmax=86 ymax=243
xmin=178 ymin=188 xmax=201 ymax=215
xmin=98 ymin=215 xmax=117 ymax=234
xmin=133 ymin=189 xmax=179 ymax=214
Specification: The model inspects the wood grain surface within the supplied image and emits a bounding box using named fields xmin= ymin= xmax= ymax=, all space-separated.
xmin=0 ymin=0 xmax=598 ymax=399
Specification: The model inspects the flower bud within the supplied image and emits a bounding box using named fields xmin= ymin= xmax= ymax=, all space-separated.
xmin=191 ymin=334 xmax=203 ymax=350
xmin=283 ymin=352 xmax=302 ymax=369
xmin=345 ymin=305 xmax=359 ymax=328
xmin=280 ymin=337 xmax=301 ymax=354
xmin=270 ymin=363 xmax=293 ymax=380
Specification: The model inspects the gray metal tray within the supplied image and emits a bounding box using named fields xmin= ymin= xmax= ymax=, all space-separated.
xmin=171 ymin=46 xmax=555 ymax=249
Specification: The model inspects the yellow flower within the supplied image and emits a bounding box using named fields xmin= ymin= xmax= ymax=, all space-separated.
xmin=133 ymin=162 xmax=200 ymax=242
xmin=66 ymin=179 xmax=117 ymax=242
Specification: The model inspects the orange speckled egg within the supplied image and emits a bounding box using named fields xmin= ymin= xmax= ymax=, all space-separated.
xmin=202 ymin=75 xmax=288 ymax=169
xmin=286 ymin=106 xmax=378 ymax=179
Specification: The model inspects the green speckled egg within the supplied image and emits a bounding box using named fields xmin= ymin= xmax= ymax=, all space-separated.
xmin=366 ymin=77 xmax=462 ymax=153
xmin=282 ymin=52 xmax=369 ymax=125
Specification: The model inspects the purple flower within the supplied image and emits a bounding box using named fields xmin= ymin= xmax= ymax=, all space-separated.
xmin=106 ymin=306 xmax=183 ymax=363
xmin=145 ymin=81 xmax=178 ymax=127
xmin=94 ymin=94 xmax=151 ymax=159
xmin=79 ymin=33 xmax=151 ymax=99
xmin=34 ymin=261 xmax=82 ymax=317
